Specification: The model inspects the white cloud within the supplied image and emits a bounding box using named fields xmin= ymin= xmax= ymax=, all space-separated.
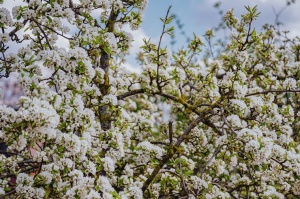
xmin=125 ymin=25 xmax=149 ymax=55
xmin=1 ymin=0 xmax=26 ymax=10
xmin=124 ymin=25 xmax=150 ymax=71
xmin=122 ymin=62 xmax=141 ymax=73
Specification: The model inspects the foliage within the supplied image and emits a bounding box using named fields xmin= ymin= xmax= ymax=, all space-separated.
xmin=0 ymin=0 xmax=300 ymax=198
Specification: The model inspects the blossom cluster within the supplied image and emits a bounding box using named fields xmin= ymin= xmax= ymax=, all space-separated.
xmin=0 ymin=1 xmax=300 ymax=199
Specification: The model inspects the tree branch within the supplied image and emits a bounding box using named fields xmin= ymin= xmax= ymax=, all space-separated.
xmin=9 ymin=20 xmax=28 ymax=38
xmin=154 ymin=92 xmax=202 ymax=115
xmin=246 ymin=89 xmax=300 ymax=97
xmin=156 ymin=6 xmax=172 ymax=91
xmin=0 ymin=190 xmax=16 ymax=199
xmin=117 ymin=89 xmax=145 ymax=100
xmin=202 ymin=119 xmax=224 ymax=136
xmin=175 ymin=115 xmax=204 ymax=147
xmin=32 ymin=19 xmax=53 ymax=50
xmin=142 ymin=115 xmax=204 ymax=194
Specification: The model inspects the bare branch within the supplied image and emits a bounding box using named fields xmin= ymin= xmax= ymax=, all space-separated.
xmin=246 ymin=89 xmax=300 ymax=97
xmin=117 ymin=89 xmax=145 ymax=100
xmin=142 ymin=115 xmax=204 ymax=194
xmin=156 ymin=5 xmax=172 ymax=91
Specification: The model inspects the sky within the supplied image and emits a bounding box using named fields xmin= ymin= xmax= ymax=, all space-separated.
xmin=142 ymin=0 xmax=300 ymax=39
xmin=125 ymin=0 xmax=300 ymax=70
xmin=1 ymin=0 xmax=300 ymax=73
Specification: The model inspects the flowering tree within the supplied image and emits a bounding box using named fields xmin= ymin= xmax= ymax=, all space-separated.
xmin=0 ymin=0 xmax=300 ymax=198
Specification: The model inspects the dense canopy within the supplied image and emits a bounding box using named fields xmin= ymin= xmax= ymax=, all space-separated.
xmin=0 ymin=0 xmax=300 ymax=198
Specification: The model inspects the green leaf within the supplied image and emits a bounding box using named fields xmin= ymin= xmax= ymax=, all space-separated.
xmin=166 ymin=26 xmax=175 ymax=36
xmin=262 ymin=162 xmax=268 ymax=171
xmin=48 ymin=81 xmax=56 ymax=87
xmin=103 ymin=46 xmax=112 ymax=54
xmin=47 ymin=16 xmax=52 ymax=22
xmin=165 ymin=16 xmax=173 ymax=24
xmin=45 ymin=186 xmax=52 ymax=198
xmin=24 ymin=26 xmax=30 ymax=32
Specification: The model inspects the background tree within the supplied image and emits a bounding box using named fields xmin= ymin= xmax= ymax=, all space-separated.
xmin=0 ymin=0 xmax=300 ymax=198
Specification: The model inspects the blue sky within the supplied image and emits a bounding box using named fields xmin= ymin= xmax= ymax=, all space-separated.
xmin=142 ymin=0 xmax=300 ymax=39
xmin=141 ymin=0 xmax=199 ymax=37
xmin=124 ymin=0 xmax=300 ymax=71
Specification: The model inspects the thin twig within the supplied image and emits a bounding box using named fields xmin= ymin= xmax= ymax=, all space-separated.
xmin=32 ymin=19 xmax=53 ymax=50
xmin=156 ymin=6 xmax=172 ymax=91
xmin=246 ymin=89 xmax=300 ymax=97
xmin=169 ymin=121 xmax=173 ymax=145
